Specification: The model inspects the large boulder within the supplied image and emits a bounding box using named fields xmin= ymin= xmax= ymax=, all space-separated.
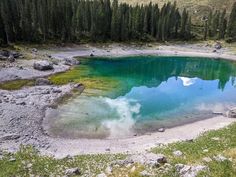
xmin=33 ymin=60 xmax=53 ymax=71
xmin=64 ymin=58 xmax=80 ymax=66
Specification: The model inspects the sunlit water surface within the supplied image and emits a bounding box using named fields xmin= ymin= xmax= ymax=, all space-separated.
xmin=45 ymin=56 xmax=236 ymax=139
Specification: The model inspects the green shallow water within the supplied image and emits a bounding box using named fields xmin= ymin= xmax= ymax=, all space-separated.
xmin=46 ymin=56 xmax=236 ymax=139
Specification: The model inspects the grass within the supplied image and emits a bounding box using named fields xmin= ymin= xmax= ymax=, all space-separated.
xmin=1 ymin=123 xmax=236 ymax=176
xmin=0 ymin=79 xmax=35 ymax=90
xmin=152 ymin=123 xmax=236 ymax=176
xmin=0 ymin=146 xmax=127 ymax=177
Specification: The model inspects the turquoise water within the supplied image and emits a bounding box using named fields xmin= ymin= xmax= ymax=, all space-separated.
xmin=45 ymin=56 xmax=236 ymax=139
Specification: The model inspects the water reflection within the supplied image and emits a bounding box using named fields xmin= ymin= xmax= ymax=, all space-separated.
xmin=45 ymin=56 xmax=236 ymax=139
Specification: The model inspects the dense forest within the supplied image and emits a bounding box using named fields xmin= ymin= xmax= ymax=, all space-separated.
xmin=0 ymin=0 xmax=236 ymax=45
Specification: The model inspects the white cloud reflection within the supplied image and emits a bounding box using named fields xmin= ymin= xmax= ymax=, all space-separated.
xmin=102 ymin=97 xmax=141 ymax=138
xmin=179 ymin=77 xmax=198 ymax=87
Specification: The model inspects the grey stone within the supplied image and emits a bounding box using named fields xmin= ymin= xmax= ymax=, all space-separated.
xmin=96 ymin=173 xmax=107 ymax=177
xmin=52 ymin=88 xmax=62 ymax=93
xmin=32 ymin=48 xmax=38 ymax=53
xmin=127 ymin=153 xmax=167 ymax=167
xmin=214 ymin=155 xmax=228 ymax=162
xmin=64 ymin=58 xmax=80 ymax=66
xmin=214 ymin=42 xmax=222 ymax=50
xmin=202 ymin=157 xmax=212 ymax=163
xmin=140 ymin=170 xmax=152 ymax=176
xmin=105 ymin=166 xmax=112 ymax=174
xmin=228 ymin=108 xmax=236 ymax=118
xmin=8 ymin=55 xmax=15 ymax=63
xmin=0 ymin=134 xmax=20 ymax=141
xmin=175 ymin=164 xmax=207 ymax=177
xmin=65 ymin=167 xmax=81 ymax=176
xmin=157 ymin=128 xmax=165 ymax=132
xmin=8 ymin=157 xmax=16 ymax=162
xmin=173 ymin=150 xmax=183 ymax=157
xmin=33 ymin=61 xmax=53 ymax=71
xmin=35 ymin=78 xmax=52 ymax=86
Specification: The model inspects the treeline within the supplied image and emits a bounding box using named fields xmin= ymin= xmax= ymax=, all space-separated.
xmin=0 ymin=0 xmax=236 ymax=45
xmin=202 ymin=2 xmax=236 ymax=42
xmin=0 ymin=0 xmax=192 ymax=44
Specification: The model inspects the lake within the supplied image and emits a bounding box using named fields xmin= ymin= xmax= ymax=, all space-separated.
xmin=45 ymin=56 xmax=236 ymax=139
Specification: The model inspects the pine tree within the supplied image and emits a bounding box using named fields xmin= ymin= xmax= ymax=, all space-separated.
xmin=227 ymin=2 xmax=236 ymax=42
xmin=111 ymin=0 xmax=120 ymax=41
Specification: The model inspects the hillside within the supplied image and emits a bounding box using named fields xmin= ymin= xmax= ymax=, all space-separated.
xmin=120 ymin=0 xmax=235 ymax=24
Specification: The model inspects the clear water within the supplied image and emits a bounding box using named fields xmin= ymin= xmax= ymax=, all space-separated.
xmin=45 ymin=56 xmax=236 ymax=139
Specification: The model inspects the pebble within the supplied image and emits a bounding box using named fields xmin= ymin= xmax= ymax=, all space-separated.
xmin=173 ymin=150 xmax=183 ymax=157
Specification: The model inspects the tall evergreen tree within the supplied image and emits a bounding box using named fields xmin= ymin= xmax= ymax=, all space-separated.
xmin=227 ymin=2 xmax=236 ymax=41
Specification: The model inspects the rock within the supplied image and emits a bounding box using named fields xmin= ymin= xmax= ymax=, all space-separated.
xmin=140 ymin=170 xmax=152 ymax=177
xmin=126 ymin=153 xmax=167 ymax=167
xmin=214 ymin=42 xmax=222 ymax=50
xmin=202 ymin=157 xmax=212 ymax=163
xmin=0 ymin=134 xmax=20 ymax=141
xmin=214 ymin=155 xmax=228 ymax=162
xmin=15 ymin=93 xmax=28 ymax=99
xmin=65 ymin=167 xmax=81 ymax=176
xmin=105 ymin=148 xmax=111 ymax=152
xmin=8 ymin=55 xmax=15 ymax=63
xmin=33 ymin=61 xmax=53 ymax=71
xmin=175 ymin=164 xmax=208 ymax=177
xmin=35 ymin=78 xmax=52 ymax=86
xmin=211 ymin=137 xmax=220 ymax=141
xmin=32 ymin=48 xmax=38 ymax=53
xmin=105 ymin=166 xmax=112 ymax=174
xmin=173 ymin=150 xmax=183 ymax=157
xmin=0 ymin=50 xmax=10 ymax=57
xmin=74 ymin=83 xmax=83 ymax=88
xmin=52 ymin=88 xmax=62 ymax=93
xmin=64 ymin=58 xmax=80 ymax=66
xmin=96 ymin=173 xmax=107 ymax=177
xmin=8 ymin=158 xmax=16 ymax=162
xmin=27 ymin=163 xmax=33 ymax=168
xmin=228 ymin=108 xmax=236 ymax=118
xmin=41 ymin=89 xmax=50 ymax=94
xmin=0 ymin=50 xmax=21 ymax=59
xmin=157 ymin=128 xmax=165 ymax=132
xmin=130 ymin=166 xmax=136 ymax=173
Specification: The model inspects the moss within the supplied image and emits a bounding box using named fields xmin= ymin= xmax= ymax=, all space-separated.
xmin=49 ymin=66 xmax=122 ymax=97
xmin=0 ymin=79 xmax=35 ymax=90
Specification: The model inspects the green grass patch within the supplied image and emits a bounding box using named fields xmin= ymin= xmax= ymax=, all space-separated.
xmin=0 ymin=146 xmax=126 ymax=177
xmin=152 ymin=123 xmax=236 ymax=176
xmin=0 ymin=79 xmax=35 ymax=90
